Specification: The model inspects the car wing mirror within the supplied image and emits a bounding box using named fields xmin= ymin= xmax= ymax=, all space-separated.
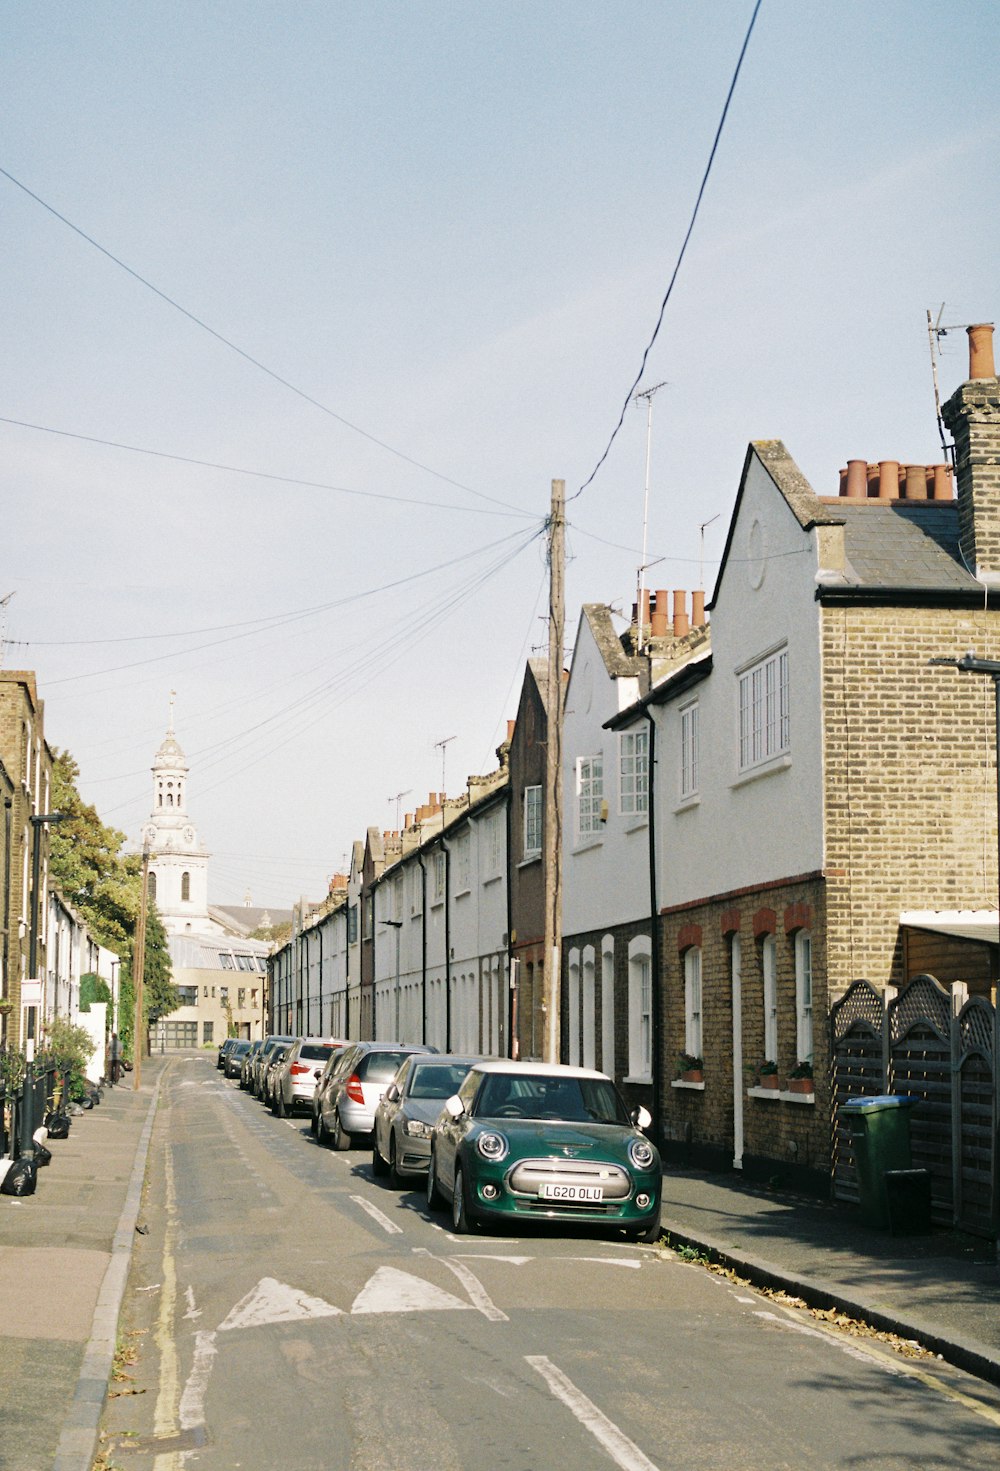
xmin=444 ymin=1094 xmax=465 ymax=1120
xmin=385 ymin=1083 xmax=399 ymax=1103
xmin=632 ymin=1105 xmax=652 ymax=1130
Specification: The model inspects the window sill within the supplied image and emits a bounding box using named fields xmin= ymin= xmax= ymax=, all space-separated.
xmin=454 ymin=887 xmax=471 ymax=899
xmin=748 ymin=1085 xmax=814 ymax=1104
xmin=623 ymin=815 xmax=648 ymax=834
xmin=482 ymin=873 xmax=502 ymax=887
xmin=731 ymin=754 xmax=792 ymax=789
xmin=624 ymin=1074 xmax=652 ymax=1086
xmin=572 ymin=835 xmax=604 ymax=855
xmin=673 ymin=793 xmax=700 ymax=813
xmin=670 ymin=1078 xmax=705 ymax=1092
xmin=518 ymin=854 xmax=541 ymax=870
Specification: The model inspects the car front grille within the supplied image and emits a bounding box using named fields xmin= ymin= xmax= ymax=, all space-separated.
xmin=507 ymin=1157 xmax=631 ymax=1201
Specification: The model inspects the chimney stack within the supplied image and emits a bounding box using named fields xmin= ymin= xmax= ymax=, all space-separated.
xmin=672 ymin=590 xmax=689 ymax=638
xmin=942 ymin=320 xmax=1000 ymax=583
xmin=692 ymin=590 xmax=705 ymax=625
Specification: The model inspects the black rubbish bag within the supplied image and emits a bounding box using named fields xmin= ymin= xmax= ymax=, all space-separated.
xmin=33 ymin=1142 xmax=52 ymax=1167
xmin=1 ymin=1158 xmax=38 ymax=1196
xmin=45 ymin=1113 xmax=71 ymax=1139
xmin=80 ymin=1095 xmax=94 ymax=1110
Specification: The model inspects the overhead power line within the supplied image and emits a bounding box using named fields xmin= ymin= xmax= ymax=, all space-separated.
xmin=572 ymin=0 xmax=764 ymax=503
xmin=0 ymin=164 xmax=527 ymax=516
xmin=0 ymin=415 xmax=535 ymax=521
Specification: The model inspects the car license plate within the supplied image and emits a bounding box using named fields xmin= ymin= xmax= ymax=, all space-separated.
xmin=538 ymin=1182 xmax=603 ymax=1202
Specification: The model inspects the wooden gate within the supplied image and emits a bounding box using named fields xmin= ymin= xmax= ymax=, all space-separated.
xmin=830 ymin=979 xmax=884 ymax=1206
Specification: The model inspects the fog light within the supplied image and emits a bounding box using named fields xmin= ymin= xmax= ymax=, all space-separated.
xmin=635 ymin=1192 xmax=651 ymax=1210
xmin=481 ymin=1182 xmax=500 ymax=1200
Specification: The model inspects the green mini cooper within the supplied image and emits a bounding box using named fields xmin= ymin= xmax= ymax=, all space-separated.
xmin=426 ymin=1060 xmax=661 ymax=1240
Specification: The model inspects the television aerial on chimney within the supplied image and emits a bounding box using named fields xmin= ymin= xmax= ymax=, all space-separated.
xmin=927 ymin=305 xmax=995 ymax=460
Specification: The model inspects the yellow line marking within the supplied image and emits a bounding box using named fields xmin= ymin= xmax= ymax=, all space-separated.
xmin=152 ymin=1107 xmax=182 ymax=1470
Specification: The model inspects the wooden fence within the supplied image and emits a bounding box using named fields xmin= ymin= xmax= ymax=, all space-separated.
xmin=830 ymin=973 xmax=999 ymax=1237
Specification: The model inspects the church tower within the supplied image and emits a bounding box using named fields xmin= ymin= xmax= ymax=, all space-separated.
xmin=141 ymin=699 xmax=218 ymax=936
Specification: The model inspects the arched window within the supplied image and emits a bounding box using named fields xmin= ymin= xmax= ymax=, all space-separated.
xmin=167 ymin=793 xmax=174 ymax=807
xmin=683 ymin=946 xmax=702 ymax=1059
xmin=794 ymin=930 xmax=813 ymax=1065
xmin=762 ymin=934 xmax=778 ymax=1063
xmin=148 ymin=871 xmax=157 ymax=902
xmin=181 ymin=871 xmax=191 ymax=902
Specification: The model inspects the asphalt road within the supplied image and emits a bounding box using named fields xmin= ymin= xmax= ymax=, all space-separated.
xmin=98 ymin=1056 xmax=1000 ymax=1470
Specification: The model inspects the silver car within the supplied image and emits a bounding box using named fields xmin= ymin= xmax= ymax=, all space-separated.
xmin=373 ymin=1054 xmax=481 ymax=1185
xmin=317 ymin=1043 xmax=435 ymax=1151
xmin=251 ymin=1034 xmax=295 ymax=1099
xmin=272 ymin=1038 xmax=346 ymax=1118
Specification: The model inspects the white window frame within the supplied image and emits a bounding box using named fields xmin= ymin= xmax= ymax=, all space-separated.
xmin=432 ymin=851 xmax=446 ymax=906
xmin=577 ymin=753 xmax=604 ymax=838
xmin=619 ymin=729 xmax=648 ymax=816
xmin=684 ymin=946 xmax=702 ymax=1059
xmin=453 ymin=833 xmax=470 ymax=893
xmin=409 ymin=864 xmax=422 ymax=917
xmin=762 ymin=934 xmax=778 ymax=1063
xmin=523 ymin=785 xmax=542 ymax=860
xmin=483 ymin=810 xmax=503 ymax=880
xmin=680 ymin=700 xmax=700 ymax=799
xmin=601 ymin=936 xmax=615 ymax=1077
xmin=567 ymin=948 xmax=581 ymax=1066
xmin=738 ymin=647 xmax=789 ymax=772
xmin=795 ymin=930 xmax=813 ymax=1064
xmin=627 ymin=936 xmax=653 ymax=1082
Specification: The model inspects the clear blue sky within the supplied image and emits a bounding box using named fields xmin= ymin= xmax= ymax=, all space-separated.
xmin=3 ymin=1 xmax=997 ymax=906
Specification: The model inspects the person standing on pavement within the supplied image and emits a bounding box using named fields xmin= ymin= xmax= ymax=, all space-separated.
xmin=109 ymin=1032 xmax=122 ymax=1085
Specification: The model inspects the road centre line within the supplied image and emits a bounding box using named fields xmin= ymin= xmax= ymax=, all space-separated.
xmin=526 ymin=1355 xmax=659 ymax=1471
xmin=350 ymin=1194 xmax=404 ymax=1234
xmin=413 ymin=1247 xmax=508 ymax=1322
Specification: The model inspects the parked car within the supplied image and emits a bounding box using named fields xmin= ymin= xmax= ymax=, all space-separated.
xmin=373 ymin=1054 xmax=481 ymax=1185
xmin=426 ymin=1060 xmax=661 ymax=1240
xmin=224 ymin=1038 xmax=252 ymax=1079
xmin=272 ymin=1037 xmax=346 ymax=1118
xmin=240 ymin=1039 xmax=263 ymax=1089
xmin=310 ymin=1043 xmax=354 ymax=1138
xmin=251 ymin=1035 xmax=296 ymax=1099
xmin=316 ymin=1042 xmax=436 ymax=1151
xmin=262 ymin=1044 xmax=291 ymax=1108
xmin=217 ymin=1037 xmax=237 ymax=1070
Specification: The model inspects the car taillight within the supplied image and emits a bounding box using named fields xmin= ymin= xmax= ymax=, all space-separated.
xmin=290 ymin=1063 xmax=310 ymax=1077
xmin=346 ymin=1074 xmax=364 ymax=1104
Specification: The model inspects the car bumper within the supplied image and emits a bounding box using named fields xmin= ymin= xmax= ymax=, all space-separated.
xmin=467 ymin=1156 xmax=661 ymax=1229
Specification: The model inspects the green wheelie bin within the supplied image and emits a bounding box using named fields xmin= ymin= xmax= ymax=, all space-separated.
xmin=840 ymin=1094 xmax=921 ymax=1230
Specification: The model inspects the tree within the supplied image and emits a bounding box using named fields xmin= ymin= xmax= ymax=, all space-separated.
xmin=119 ymin=905 xmax=178 ymax=1059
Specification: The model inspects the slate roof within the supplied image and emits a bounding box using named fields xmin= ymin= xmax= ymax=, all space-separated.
xmin=822 ymin=502 xmax=977 ymax=597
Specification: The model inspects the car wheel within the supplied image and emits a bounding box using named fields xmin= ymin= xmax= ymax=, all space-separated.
xmin=317 ymin=1113 xmax=329 ymax=1147
xmin=309 ymin=1110 xmax=318 ymax=1136
xmin=426 ymin=1149 xmax=444 ymax=1211
xmin=372 ymin=1142 xmax=388 ymax=1177
xmin=451 ymin=1165 xmax=477 ymax=1234
xmin=276 ymin=1091 xmax=286 ymax=1119
xmin=626 ymin=1206 xmax=662 ymax=1244
xmin=332 ymin=1109 xmax=351 ymax=1152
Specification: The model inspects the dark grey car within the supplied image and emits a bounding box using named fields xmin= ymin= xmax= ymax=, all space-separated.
xmin=373 ymin=1054 xmax=481 ymax=1186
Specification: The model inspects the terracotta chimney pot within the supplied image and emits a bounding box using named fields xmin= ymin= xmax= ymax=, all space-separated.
xmin=672 ymin=590 xmax=690 ymax=638
xmin=845 ymin=459 xmax=868 ymax=499
xmin=692 ymin=590 xmax=705 ymax=625
xmin=968 ymin=323 xmax=996 ymax=380
xmin=877 ymin=461 xmax=899 ymax=501
xmin=639 ymin=588 xmax=651 ymax=627
xmin=838 ymin=467 xmax=848 ymax=497
xmin=404 ymin=813 xmax=413 ymax=829
xmin=650 ymin=606 xmax=668 ymax=638
xmin=506 ymin=719 xmax=516 ymax=742
xmin=866 ymin=463 xmax=879 ymax=495
xmin=904 ymin=464 xmax=928 ymax=500
xmin=931 ymin=463 xmax=953 ymax=500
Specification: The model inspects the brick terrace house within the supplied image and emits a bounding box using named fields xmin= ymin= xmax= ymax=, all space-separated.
xmin=612 ymin=324 xmax=1000 ymax=1187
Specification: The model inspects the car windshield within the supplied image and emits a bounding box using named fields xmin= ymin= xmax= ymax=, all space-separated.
xmin=408 ymin=1062 xmax=474 ymax=1100
xmin=358 ymin=1050 xmax=417 ymax=1083
xmin=475 ymin=1073 xmax=630 ymax=1125
xmin=300 ymin=1044 xmax=334 ymax=1062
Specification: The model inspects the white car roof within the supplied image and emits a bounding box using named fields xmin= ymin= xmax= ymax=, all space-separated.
xmin=471 ymin=1060 xmax=610 ymax=1082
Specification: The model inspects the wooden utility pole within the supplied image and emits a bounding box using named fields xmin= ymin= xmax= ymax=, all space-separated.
xmin=132 ymin=846 xmax=150 ymax=1091
xmin=542 ymin=478 xmax=565 ymax=1065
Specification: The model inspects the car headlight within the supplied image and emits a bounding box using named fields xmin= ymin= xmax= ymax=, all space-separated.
xmin=476 ymin=1130 xmax=509 ymax=1161
xmin=628 ymin=1137 xmax=656 ymax=1170
xmin=404 ymin=1119 xmax=432 ymax=1138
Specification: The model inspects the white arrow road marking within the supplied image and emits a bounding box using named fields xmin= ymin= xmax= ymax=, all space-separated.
xmin=218 ymin=1277 xmax=342 ymax=1332
xmin=556 ymin=1257 xmax=642 ymax=1269
xmin=350 ymin=1193 xmax=404 ymax=1234
xmin=179 ymin=1329 xmax=217 ymax=1430
xmin=351 ymin=1267 xmax=473 ymax=1315
xmin=414 ymin=1247 xmax=508 ymax=1322
xmin=183 ymin=1285 xmax=201 ymax=1321
xmin=527 ymin=1355 xmax=660 ymax=1471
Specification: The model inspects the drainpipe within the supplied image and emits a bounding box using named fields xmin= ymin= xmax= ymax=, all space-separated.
xmin=505 ymin=790 xmax=515 ymax=1058
xmin=442 ymin=843 xmax=453 ymax=1052
xmin=418 ymin=853 xmax=428 ymax=1045
xmin=645 ymin=707 xmax=663 ymax=1151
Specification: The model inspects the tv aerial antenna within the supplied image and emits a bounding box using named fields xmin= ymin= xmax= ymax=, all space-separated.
xmin=433 ymin=735 xmax=457 ymax=796
xmin=926 ymin=306 xmax=993 ymax=462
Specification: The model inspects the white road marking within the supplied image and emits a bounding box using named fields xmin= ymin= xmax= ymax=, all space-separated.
xmin=734 ymin=1295 xmax=758 ymax=1303
xmin=527 ymin=1355 xmax=660 ymax=1471
xmin=753 ymin=1311 xmax=903 ymax=1371
xmin=557 ymin=1256 xmax=642 ymax=1269
xmin=183 ymin=1285 xmax=201 ymax=1321
xmin=452 ymin=1254 xmax=534 ymax=1266
xmin=218 ymin=1277 xmax=342 ymax=1332
xmin=413 ymin=1247 xmax=509 ymax=1322
xmin=351 ymin=1266 xmax=473 ymax=1315
xmin=350 ymin=1193 xmax=404 ymax=1234
xmin=178 ymin=1329 xmax=217 ymax=1430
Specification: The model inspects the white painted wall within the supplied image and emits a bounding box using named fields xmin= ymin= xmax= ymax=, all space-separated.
xmin=657 ymin=450 xmax=825 ymax=907
xmin=562 ymin=610 xmax=648 ymax=937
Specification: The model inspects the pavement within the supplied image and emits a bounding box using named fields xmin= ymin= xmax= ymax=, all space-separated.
xmin=1 ymin=1052 xmax=999 ymax=1470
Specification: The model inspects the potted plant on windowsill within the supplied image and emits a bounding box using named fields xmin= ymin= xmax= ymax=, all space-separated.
xmin=678 ymin=1053 xmax=704 ymax=1084
xmin=787 ymin=1060 xmax=814 ymax=1094
xmin=756 ymin=1060 xmax=780 ymax=1090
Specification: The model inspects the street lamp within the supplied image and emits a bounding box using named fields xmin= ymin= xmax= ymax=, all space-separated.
xmin=28 ymin=811 xmax=66 ymax=1015
xmin=381 ymin=920 xmax=403 ymax=1042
